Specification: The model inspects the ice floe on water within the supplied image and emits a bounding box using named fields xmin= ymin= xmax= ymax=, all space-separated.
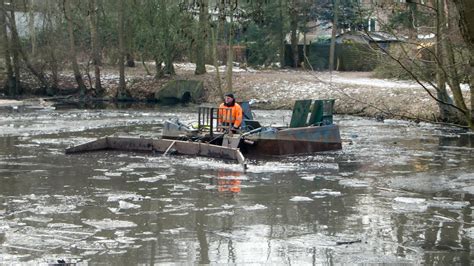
xmin=290 ymin=196 xmax=314 ymax=202
xmin=88 ymin=175 xmax=111 ymax=180
xmin=106 ymin=193 xmax=144 ymax=202
xmin=2 ymin=226 xmax=96 ymax=254
xmin=104 ymin=172 xmax=122 ymax=177
xmin=82 ymin=219 xmax=137 ymax=230
xmin=205 ymin=210 xmax=235 ymax=216
xmin=47 ymin=223 xmax=83 ymax=229
xmin=247 ymin=162 xmax=301 ymax=173
xmin=22 ymin=216 xmax=53 ymax=224
xmin=241 ymin=204 xmax=267 ymax=211
xmin=427 ymin=199 xmax=469 ymax=209
xmin=311 ymin=189 xmax=342 ymax=198
xmin=456 ymin=173 xmax=474 ymax=181
xmin=118 ymin=200 xmax=141 ymax=210
xmin=138 ymin=174 xmax=167 ymax=182
xmin=461 ymin=186 xmax=474 ymax=194
xmin=394 ymin=197 xmax=426 ymax=204
xmin=339 ymin=179 xmax=370 ymax=188
xmin=393 ymin=197 xmax=428 ymax=212
xmin=300 ymin=175 xmax=315 ymax=181
xmin=465 ymin=227 xmax=474 ymax=240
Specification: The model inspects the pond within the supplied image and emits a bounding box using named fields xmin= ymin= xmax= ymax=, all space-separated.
xmin=0 ymin=104 xmax=473 ymax=265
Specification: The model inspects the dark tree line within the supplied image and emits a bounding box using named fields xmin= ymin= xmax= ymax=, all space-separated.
xmin=0 ymin=0 xmax=473 ymax=129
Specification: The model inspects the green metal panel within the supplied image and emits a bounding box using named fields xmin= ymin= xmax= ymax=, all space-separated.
xmin=290 ymin=99 xmax=335 ymax=128
xmin=308 ymin=100 xmax=324 ymax=125
xmin=322 ymin=99 xmax=335 ymax=125
xmin=289 ymin=100 xmax=312 ymax=128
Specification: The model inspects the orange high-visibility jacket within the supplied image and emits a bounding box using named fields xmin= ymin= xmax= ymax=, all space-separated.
xmin=218 ymin=103 xmax=243 ymax=128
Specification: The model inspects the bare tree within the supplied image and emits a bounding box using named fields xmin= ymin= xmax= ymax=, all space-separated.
xmin=329 ymin=0 xmax=339 ymax=71
xmin=289 ymin=0 xmax=299 ymax=68
xmin=438 ymin=0 xmax=469 ymax=125
xmin=279 ymin=0 xmax=286 ymax=68
xmin=8 ymin=8 xmax=21 ymax=94
xmin=194 ymin=0 xmax=209 ymax=75
xmin=434 ymin=0 xmax=452 ymax=121
xmin=28 ymin=0 xmax=36 ymax=57
xmin=88 ymin=0 xmax=104 ymax=97
xmin=226 ymin=0 xmax=238 ymax=92
xmin=452 ymin=0 xmax=474 ymax=125
xmin=0 ymin=0 xmax=16 ymax=95
xmin=116 ymin=0 xmax=130 ymax=100
xmin=124 ymin=0 xmax=135 ymax=68
xmin=65 ymin=0 xmax=87 ymax=97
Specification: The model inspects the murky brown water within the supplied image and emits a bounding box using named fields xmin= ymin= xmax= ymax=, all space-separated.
xmin=0 ymin=104 xmax=473 ymax=265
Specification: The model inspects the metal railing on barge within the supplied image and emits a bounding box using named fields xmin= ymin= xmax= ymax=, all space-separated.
xmin=197 ymin=107 xmax=234 ymax=136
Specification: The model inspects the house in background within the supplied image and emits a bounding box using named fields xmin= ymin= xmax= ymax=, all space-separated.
xmin=336 ymin=31 xmax=403 ymax=51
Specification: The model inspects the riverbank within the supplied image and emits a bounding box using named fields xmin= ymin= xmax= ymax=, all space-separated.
xmin=2 ymin=63 xmax=468 ymax=123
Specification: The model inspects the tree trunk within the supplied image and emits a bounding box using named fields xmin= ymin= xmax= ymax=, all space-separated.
xmin=9 ymin=9 xmax=21 ymax=95
xmin=154 ymin=57 xmax=164 ymax=79
xmin=211 ymin=26 xmax=223 ymax=99
xmin=470 ymin=58 xmax=474 ymax=125
xmin=65 ymin=0 xmax=87 ymax=97
xmin=164 ymin=59 xmax=175 ymax=75
xmin=435 ymin=0 xmax=454 ymax=121
xmin=45 ymin=2 xmax=58 ymax=94
xmin=28 ymin=0 xmax=36 ymax=57
xmin=194 ymin=0 xmax=208 ymax=75
xmin=116 ymin=0 xmax=130 ymax=100
xmin=226 ymin=6 xmax=234 ymax=92
xmin=6 ymin=4 xmax=50 ymax=94
xmin=0 ymin=0 xmax=16 ymax=95
xmin=141 ymin=54 xmax=151 ymax=76
xmin=88 ymin=0 xmax=103 ymax=97
xmin=329 ymin=0 xmax=339 ymax=71
xmin=279 ymin=0 xmax=285 ymax=68
xmin=124 ymin=0 xmax=135 ymax=68
xmin=289 ymin=2 xmax=298 ymax=68
xmin=217 ymin=0 xmax=225 ymax=45
xmin=453 ymin=0 xmax=474 ymax=129
xmin=407 ymin=0 xmax=417 ymax=40
xmin=49 ymin=49 xmax=59 ymax=93
xmin=302 ymin=32 xmax=307 ymax=69
xmin=439 ymin=0 xmax=471 ymax=127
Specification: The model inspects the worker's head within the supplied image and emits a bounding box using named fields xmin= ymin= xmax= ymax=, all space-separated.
xmin=224 ymin=93 xmax=235 ymax=106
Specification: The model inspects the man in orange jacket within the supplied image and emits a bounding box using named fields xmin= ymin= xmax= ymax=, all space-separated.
xmin=217 ymin=93 xmax=243 ymax=132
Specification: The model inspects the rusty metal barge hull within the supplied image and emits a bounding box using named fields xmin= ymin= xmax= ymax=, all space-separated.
xmin=242 ymin=124 xmax=342 ymax=156
xmin=65 ymin=136 xmax=246 ymax=167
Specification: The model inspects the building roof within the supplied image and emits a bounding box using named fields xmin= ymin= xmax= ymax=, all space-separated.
xmin=336 ymin=31 xmax=405 ymax=44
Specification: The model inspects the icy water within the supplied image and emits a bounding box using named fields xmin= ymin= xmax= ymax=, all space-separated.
xmin=0 ymin=104 xmax=473 ymax=265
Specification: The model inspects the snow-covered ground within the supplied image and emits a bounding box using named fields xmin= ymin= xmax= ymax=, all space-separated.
xmin=1 ymin=62 xmax=470 ymax=123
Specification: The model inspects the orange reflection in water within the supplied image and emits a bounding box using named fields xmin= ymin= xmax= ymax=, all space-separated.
xmin=216 ymin=170 xmax=242 ymax=193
